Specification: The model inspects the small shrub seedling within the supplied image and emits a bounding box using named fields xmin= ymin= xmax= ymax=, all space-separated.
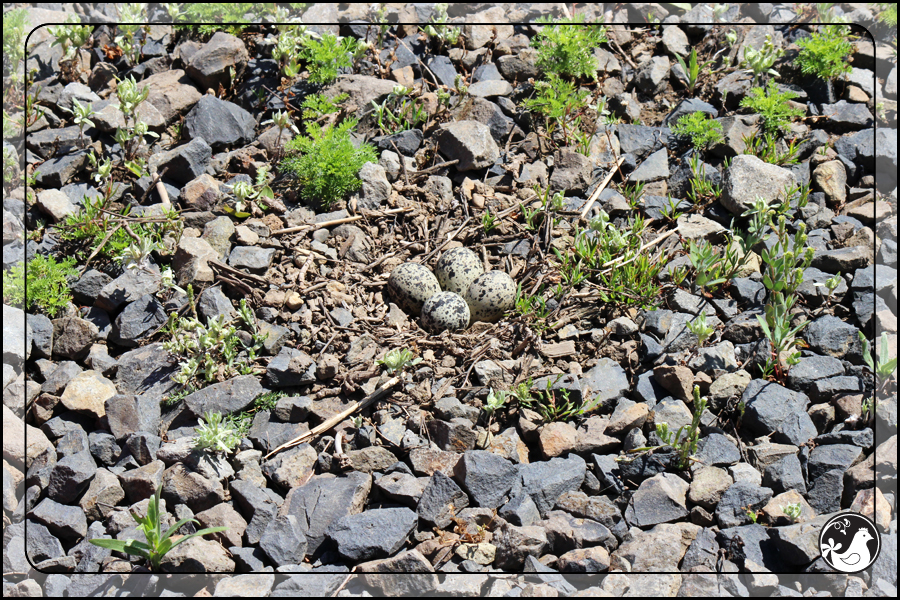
xmin=376 ymin=348 xmax=422 ymax=374
xmin=3 ymin=254 xmax=78 ymax=317
xmin=89 ymin=484 xmax=226 ymax=572
xmin=280 ymin=118 xmax=377 ymax=210
xmin=531 ymin=14 xmax=608 ymax=81
xmin=796 ymin=25 xmax=853 ymax=82
xmin=671 ymin=112 xmax=724 ymax=150
xmin=741 ymin=34 xmax=782 ymax=85
xmin=783 ymin=502 xmax=803 ymax=523
xmin=193 ymin=411 xmax=243 ymax=454
xmin=740 ymin=81 xmax=805 ymax=135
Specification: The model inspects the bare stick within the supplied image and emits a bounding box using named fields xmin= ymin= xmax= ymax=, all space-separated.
xmin=270 ymin=208 xmax=411 ymax=236
xmin=598 ymin=226 xmax=680 ymax=273
xmin=579 ymin=156 xmax=625 ymax=220
xmin=263 ymin=376 xmax=401 ymax=459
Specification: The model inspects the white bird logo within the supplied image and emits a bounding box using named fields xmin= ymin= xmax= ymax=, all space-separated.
xmin=822 ymin=527 xmax=874 ymax=572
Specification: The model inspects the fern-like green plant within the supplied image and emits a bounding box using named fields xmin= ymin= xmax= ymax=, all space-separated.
xmin=740 ymin=81 xmax=805 ymax=135
xmin=298 ymin=32 xmax=363 ymax=84
xmin=670 ymin=112 xmax=724 ymax=150
xmin=89 ymin=484 xmax=226 ymax=571
xmin=280 ymin=118 xmax=377 ymax=209
xmin=2 ymin=254 xmax=78 ymax=317
xmin=796 ymin=25 xmax=852 ymax=82
xmin=531 ymin=14 xmax=608 ymax=81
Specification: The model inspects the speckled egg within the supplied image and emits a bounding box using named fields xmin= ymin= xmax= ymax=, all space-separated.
xmin=464 ymin=270 xmax=517 ymax=323
xmin=387 ymin=262 xmax=442 ymax=316
xmin=421 ymin=291 xmax=470 ymax=332
xmin=434 ymin=247 xmax=484 ymax=296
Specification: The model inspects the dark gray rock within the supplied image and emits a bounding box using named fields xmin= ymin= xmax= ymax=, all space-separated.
xmin=417 ymin=469 xmax=469 ymax=528
xmin=280 ymin=471 xmax=372 ymax=555
xmin=47 ymin=451 xmax=96 ymax=504
xmin=740 ymin=379 xmax=817 ymax=445
xmin=762 ymin=454 xmax=807 ymax=494
xmin=807 ymin=444 xmax=863 ymax=482
xmin=230 ymin=478 xmax=279 ymax=546
xmin=198 ymin=286 xmax=237 ymax=323
xmin=806 ymin=469 xmax=844 ymax=514
xmin=628 ymin=148 xmax=669 ymax=183
xmin=27 ymin=313 xmax=54 ymax=359
xmin=716 ymin=524 xmax=779 ymax=571
xmin=115 ymin=346 xmax=179 ymax=406
xmin=149 ymin=137 xmax=212 ymax=185
xmin=681 ymin=527 xmax=719 ymax=571
xmin=33 ymin=150 xmax=89 ymax=188
xmin=634 ymin=56 xmax=670 ymax=94
xmin=266 ymin=347 xmax=316 ymax=387
xmin=259 ymin=515 xmax=308 ymax=566
xmin=25 ymin=521 xmax=65 ymax=564
xmin=184 ymin=95 xmax=255 ymax=150
xmin=110 ymin=293 xmax=167 ymax=347
xmin=579 ymin=358 xmax=630 ymax=411
xmin=695 ymin=433 xmax=741 ymax=466
xmin=624 ymin=473 xmax=689 ymax=527
xmin=327 ymin=507 xmax=418 ymax=561
xmin=183 ymin=375 xmax=264 ymax=417
xmin=88 ymin=432 xmax=121 ymax=466
xmin=519 ymin=454 xmax=586 ymax=517
xmin=805 ymin=315 xmax=863 ymax=362
xmin=787 ymin=355 xmax=845 ymax=391
xmin=715 ymin=482 xmax=773 ymax=529
xmin=185 ymin=31 xmax=249 ymax=90
xmin=453 ymin=450 xmax=518 ymax=509
xmin=821 ymin=100 xmax=874 ymax=130
xmin=117 ymin=460 xmax=165 ymax=503
xmin=95 ymin=266 xmax=161 ymax=313
xmin=229 ymin=246 xmax=276 ymax=273
xmin=41 ymin=361 xmax=82 ymax=396
xmin=30 ymin=496 xmax=88 ymax=542
xmin=51 ymin=317 xmax=99 ymax=361
xmin=808 ymin=376 xmax=864 ymax=402
xmin=434 ymin=121 xmax=500 ymax=171
xmin=499 ymin=493 xmax=541 ymax=527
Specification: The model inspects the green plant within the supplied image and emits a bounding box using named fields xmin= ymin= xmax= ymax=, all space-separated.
xmin=280 ymin=118 xmax=377 ymax=210
xmin=89 ymin=484 xmax=226 ymax=572
xmin=740 ymin=81 xmax=804 ymax=135
xmin=483 ymin=388 xmax=509 ymax=417
xmin=674 ymin=48 xmax=715 ymax=95
xmin=628 ymin=386 xmax=708 ymax=471
xmin=813 ymin=271 xmax=842 ymax=306
xmin=370 ymin=85 xmax=428 ymax=135
xmin=297 ymin=31 xmax=363 ymax=84
xmin=741 ymin=34 xmax=782 ymax=85
xmin=859 ymin=331 xmax=898 ymax=392
xmin=572 ymin=211 xmax=665 ymax=308
xmin=744 ymin=506 xmax=761 ymax=524
xmin=687 ymin=313 xmax=715 ymax=346
xmin=71 ymin=98 xmax=96 ymax=146
xmin=193 ymin=411 xmax=243 ymax=454
xmin=164 ymin=297 xmax=267 ymax=390
xmin=423 ymin=3 xmax=460 ymax=48
xmin=783 ymin=502 xmax=802 ymax=523
xmin=671 ymin=112 xmax=724 ymax=151
xmin=299 ymin=92 xmax=348 ymax=120
xmin=685 ymin=154 xmax=722 ymax=205
xmin=376 ymin=348 xmax=422 ymax=374
xmin=742 ymin=132 xmax=801 ymax=166
xmin=3 ymin=8 xmax=29 ymax=84
xmin=876 ymin=3 xmax=897 ymax=27
xmin=262 ymin=109 xmax=300 ymax=140
xmin=114 ymin=5 xmax=147 ymax=66
xmin=622 ymin=181 xmax=645 ymax=209
xmin=531 ymin=14 xmax=608 ymax=80
xmin=796 ymin=25 xmax=853 ymax=82
xmin=519 ymin=376 xmax=589 ymax=422
xmin=656 ymin=386 xmax=707 ymax=469
xmin=523 ymin=73 xmax=591 ymax=148
xmin=223 ymin=167 xmax=275 ymax=218
xmin=113 ymin=75 xmax=158 ymax=161
xmin=2 ymin=254 xmax=78 ymax=317
xmin=58 ymin=193 xmax=182 ymax=265
xmin=48 ymin=20 xmax=92 ymax=62
xmin=482 ymin=210 xmax=498 ymax=234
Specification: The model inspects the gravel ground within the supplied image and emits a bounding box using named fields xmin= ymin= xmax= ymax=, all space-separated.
xmin=2 ymin=2 xmax=897 ymax=597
